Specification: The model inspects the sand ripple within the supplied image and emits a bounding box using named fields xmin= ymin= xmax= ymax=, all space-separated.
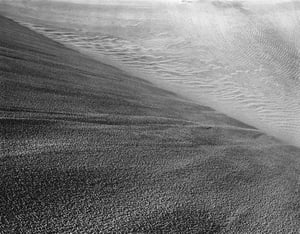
xmin=12 ymin=3 xmax=300 ymax=145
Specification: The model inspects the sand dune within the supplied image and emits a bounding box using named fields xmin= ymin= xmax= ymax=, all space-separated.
xmin=3 ymin=0 xmax=300 ymax=146
xmin=2 ymin=15 xmax=300 ymax=233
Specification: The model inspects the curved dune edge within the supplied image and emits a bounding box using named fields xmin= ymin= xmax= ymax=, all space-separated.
xmin=2 ymin=15 xmax=300 ymax=233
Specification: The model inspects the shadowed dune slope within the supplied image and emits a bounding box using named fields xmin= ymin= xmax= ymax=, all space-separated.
xmin=2 ymin=15 xmax=300 ymax=233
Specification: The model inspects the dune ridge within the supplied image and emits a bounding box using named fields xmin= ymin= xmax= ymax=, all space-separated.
xmin=2 ymin=15 xmax=300 ymax=233
xmin=3 ymin=0 xmax=300 ymax=146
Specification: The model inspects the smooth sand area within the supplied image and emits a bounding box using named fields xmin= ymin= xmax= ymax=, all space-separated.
xmin=2 ymin=15 xmax=300 ymax=233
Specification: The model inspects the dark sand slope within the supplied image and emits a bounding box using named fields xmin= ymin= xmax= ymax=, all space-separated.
xmin=1 ymin=15 xmax=300 ymax=233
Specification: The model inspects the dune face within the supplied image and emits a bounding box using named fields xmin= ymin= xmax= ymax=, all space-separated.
xmin=2 ymin=10 xmax=300 ymax=233
xmin=1 ymin=0 xmax=300 ymax=146
xmin=2 ymin=0 xmax=300 ymax=233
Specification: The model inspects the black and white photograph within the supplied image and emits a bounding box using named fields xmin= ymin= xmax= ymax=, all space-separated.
xmin=1 ymin=0 xmax=300 ymax=233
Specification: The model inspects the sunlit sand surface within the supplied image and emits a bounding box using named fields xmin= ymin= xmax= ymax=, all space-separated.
xmin=1 ymin=0 xmax=300 ymax=145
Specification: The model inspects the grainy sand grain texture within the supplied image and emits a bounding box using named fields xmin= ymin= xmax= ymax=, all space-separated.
xmin=1 ymin=15 xmax=300 ymax=233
